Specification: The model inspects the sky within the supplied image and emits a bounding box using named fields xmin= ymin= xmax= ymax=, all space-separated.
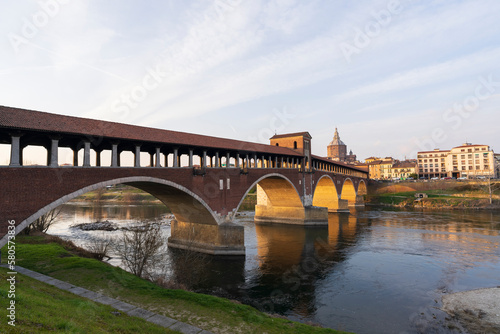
xmin=1 ymin=0 xmax=500 ymax=163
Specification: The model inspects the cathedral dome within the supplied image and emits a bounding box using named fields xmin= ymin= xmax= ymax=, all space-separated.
xmin=329 ymin=128 xmax=345 ymax=146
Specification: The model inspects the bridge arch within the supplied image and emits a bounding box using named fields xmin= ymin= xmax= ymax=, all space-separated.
xmin=358 ymin=179 xmax=367 ymax=196
xmin=6 ymin=176 xmax=220 ymax=244
xmin=312 ymin=175 xmax=340 ymax=211
xmin=235 ymin=173 xmax=303 ymax=214
xmin=340 ymin=178 xmax=357 ymax=206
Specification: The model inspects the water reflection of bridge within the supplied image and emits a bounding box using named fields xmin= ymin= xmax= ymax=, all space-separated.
xmin=187 ymin=213 xmax=363 ymax=316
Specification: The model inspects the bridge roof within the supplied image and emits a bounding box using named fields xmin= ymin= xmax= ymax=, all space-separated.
xmin=0 ymin=105 xmax=303 ymax=156
xmin=311 ymin=154 xmax=368 ymax=174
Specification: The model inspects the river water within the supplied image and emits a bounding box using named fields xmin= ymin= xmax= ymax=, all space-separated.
xmin=47 ymin=203 xmax=500 ymax=334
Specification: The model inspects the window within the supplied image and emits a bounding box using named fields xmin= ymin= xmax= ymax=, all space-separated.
xmin=461 ymin=155 xmax=465 ymax=159
xmin=276 ymin=143 xmax=279 ymax=146
xmin=468 ymin=149 xmax=472 ymax=152
xmin=293 ymin=141 xmax=297 ymax=149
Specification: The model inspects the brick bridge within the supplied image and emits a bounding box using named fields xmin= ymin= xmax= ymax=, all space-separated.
xmin=0 ymin=106 xmax=368 ymax=255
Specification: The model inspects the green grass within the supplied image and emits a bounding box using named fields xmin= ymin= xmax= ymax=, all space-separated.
xmin=367 ymin=190 xmax=495 ymax=208
xmin=0 ymin=267 xmax=179 ymax=333
xmin=1 ymin=235 xmax=349 ymax=334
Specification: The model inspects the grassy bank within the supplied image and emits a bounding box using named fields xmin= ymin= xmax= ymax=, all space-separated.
xmin=366 ymin=185 xmax=500 ymax=209
xmin=1 ymin=235 xmax=348 ymax=334
xmin=0 ymin=267 xmax=178 ymax=333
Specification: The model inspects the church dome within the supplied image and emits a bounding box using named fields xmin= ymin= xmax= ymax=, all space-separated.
xmin=329 ymin=128 xmax=345 ymax=146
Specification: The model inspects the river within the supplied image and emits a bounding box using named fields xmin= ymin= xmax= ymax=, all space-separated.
xmin=47 ymin=203 xmax=500 ymax=334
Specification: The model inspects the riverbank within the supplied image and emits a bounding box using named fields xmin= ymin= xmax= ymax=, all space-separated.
xmin=442 ymin=288 xmax=500 ymax=333
xmin=366 ymin=180 xmax=500 ymax=209
xmin=1 ymin=234 xmax=348 ymax=334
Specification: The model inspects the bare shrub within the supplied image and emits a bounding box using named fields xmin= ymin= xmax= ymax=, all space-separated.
xmin=86 ymin=235 xmax=113 ymax=261
xmin=115 ymin=222 xmax=165 ymax=279
xmin=23 ymin=208 xmax=61 ymax=235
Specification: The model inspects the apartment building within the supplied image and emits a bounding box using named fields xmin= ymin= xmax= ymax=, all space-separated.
xmin=417 ymin=149 xmax=449 ymax=179
xmin=391 ymin=161 xmax=418 ymax=179
xmin=418 ymin=143 xmax=495 ymax=179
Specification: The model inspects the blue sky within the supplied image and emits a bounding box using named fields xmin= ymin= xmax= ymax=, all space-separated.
xmin=1 ymin=0 xmax=499 ymax=162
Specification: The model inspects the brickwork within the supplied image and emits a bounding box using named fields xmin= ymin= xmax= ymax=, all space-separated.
xmin=0 ymin=166 xmax=366 ymax=247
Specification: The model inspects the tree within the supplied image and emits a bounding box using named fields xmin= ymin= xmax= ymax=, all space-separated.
xmin=115 ymin=222 xmax=165 ymax=279
xmin=24 ymin=208 xmax=61 ymax=234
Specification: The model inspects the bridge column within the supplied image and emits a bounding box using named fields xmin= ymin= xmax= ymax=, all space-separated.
xmin=83 ymin=141 xmax=91 ymax=167
xmin=9 ymin=133 xmax=23 ymax=166
xmin=236 ymin=153 xmax=240 ymax=168
xmin=72 ymin=146 xmax=79 ymax=167
xmin=189 ymin=149 xmax=194 ymax=167
xmin=254 ymin=184 xmax=328 ymax=226
xmin=163 ymin=152 xmax=169 ymax=167
xmin=202 ymin=150 xmax=207 ymax=168
xmin=173 ymin=148 xmax=178 ymax=167
xmin=111 ymin=142 xmax=119 ymax=167
xmin=226 ymin=153 xmax=230 ymax=167
xmin=215 ymin=152 xmax=219 ymax=167
xmin=133 ymin=145 xmax=141 ymax=167
xmin=168 ymin=221 xmax=245 ymax=256
xmin=95 ymin=149 xmax=103 ymax=167
xmin=155 ymin=147 xmax=161 ymax=167
xmin=261 ymin=155 xmax=265 ymax=168
xmin=47 ymin=137 xmax=59 ymax=167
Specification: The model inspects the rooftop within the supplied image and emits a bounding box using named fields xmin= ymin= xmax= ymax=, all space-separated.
xmin=0 ymin=105 xmax=302 ymax=156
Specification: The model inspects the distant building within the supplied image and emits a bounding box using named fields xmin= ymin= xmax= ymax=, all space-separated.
xmin=495 ymin=154 xmax=500 ymax=178
xmin=417 ymin=143 xmax=495 ymax=179
xmin=416 ymin=149 xmax=449 ymax=179
xmin=327 ymin=128 xmax=356 ymax=163
xmin=391 ymin=161 xmax=418 ymax=179
xmin=366 ymin=157 xmax=394 ymax=180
